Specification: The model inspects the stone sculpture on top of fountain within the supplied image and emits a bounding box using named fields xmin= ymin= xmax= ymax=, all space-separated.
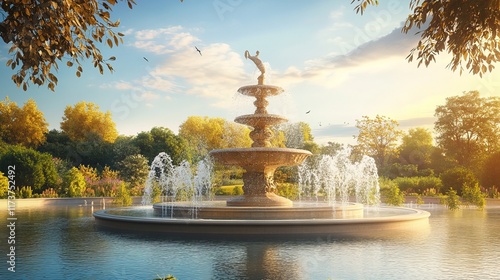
xmin=209 ymin=50 xmax=312 ymax=207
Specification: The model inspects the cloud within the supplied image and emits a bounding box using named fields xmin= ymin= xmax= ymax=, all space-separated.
xmin=131 ymin=26 xmax=199 ymax=54
xmin=124 ymin=26 xmax=249 ymax=108
xmin=398 ymin=117 xmax=436 ymax=129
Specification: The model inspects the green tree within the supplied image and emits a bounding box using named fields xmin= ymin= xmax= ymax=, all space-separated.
xmin=63 ymin=167 xmax=86 ymax=197
xmin=0 ymin=0 xmax=136 ymax=90
xmin=0 ymin=145 xmax=58 ymax=193
xmin=354 ymin=115 xmax=402 ymax=171
xmin=0 ymin=97 xmax=48 ymax=148
xmin=0 ymin=171 xmax=8 ymax=198
xmin=482 ymin=151 xmax=500 ymax=189
xmin=61 ymin=101 xmax=118 ymax=143
xmin=111 ymin=135 xmax=140 ymax=169
xmin=440 ymin=166 xmax=478 ymax=196
xmin=134 ymin=127 xmax=191 ymax=165
xmin=118 ymin=154 xmax=149 ymax=191
xmin=353 ymin=0 xmax=500 ymax=76
xmin=398 ymin=128 xmax=434 ymax=171
xmin=320 ymin=141 xmax=343 ymax=156
xmin=434 ymin=91 xmax=500 ymax=171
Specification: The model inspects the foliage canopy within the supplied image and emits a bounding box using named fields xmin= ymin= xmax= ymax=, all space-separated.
xmin=352 ymin=0 xmax=500 ymax=76
xmin=61 ymin=101 xmax=118 ymax=143
xmin=0 ymin=97 xmax=48 ymax=147
xmin=0 ymin=0 xmax=136 ymax=90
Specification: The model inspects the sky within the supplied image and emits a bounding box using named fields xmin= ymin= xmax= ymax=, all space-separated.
xmin=1 ymin=0 xmax=499 ymax=145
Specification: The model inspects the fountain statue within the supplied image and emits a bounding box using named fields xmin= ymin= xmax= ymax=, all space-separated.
xmin=93 ymin=51 xmax=430 ymax=237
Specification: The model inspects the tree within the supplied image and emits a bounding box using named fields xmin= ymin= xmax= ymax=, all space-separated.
xmin=440 ymin=166 xmax=478 ymax=196
xmin=0 ymin=145 xmax=58 ymax=193
xmin=434 ymin=91 xmax=500 ymax=170
xmin=353 ymin=0 xmax=500 ymax=76
xmin=63 ymin=167 xmax=86 ymax=197
xmin=398 ymin=128 xmax=434 ymax=170
xmin=134 ymin=127 xmax=191 ymax=165
xmin=118 ymin=154 xmax=149 ymax=193
xmin=179 ymin=116 xmax=250 ymax=161
xmin=482 ymin=151 xmax=500 ymax=189
xmin=61 ymin=101 xmax=118 ymax=143
xmin=0 ymin=97 xmax=48 ymax=148
xmin=1 ymin=0 xmax=136 ymax=90
xmin=320 ymin=141 xmax=343 ymax=156
xmin=354 ymin=115 xmax=402 ymax=170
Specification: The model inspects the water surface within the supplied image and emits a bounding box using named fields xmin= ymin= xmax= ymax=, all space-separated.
xmin=1 ymin=204 xmax=499 ymax=279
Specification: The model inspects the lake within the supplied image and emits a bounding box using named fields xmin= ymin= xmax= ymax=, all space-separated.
xmin=1 ymin=201 xmax=499 ymax=279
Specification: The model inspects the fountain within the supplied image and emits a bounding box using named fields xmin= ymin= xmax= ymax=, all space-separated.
xmin=94 ymin=51 xmax=430 ymax=238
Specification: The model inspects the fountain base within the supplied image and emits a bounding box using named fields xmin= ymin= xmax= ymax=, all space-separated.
xmin=153 ymin=201 xmax=364 ymax=219
xmin=226 ymin=193 xmax=293 ymax=207
xmin=93 ymin=204 xmax=431 ymax=238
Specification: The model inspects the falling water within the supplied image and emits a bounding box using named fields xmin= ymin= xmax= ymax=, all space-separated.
xmin=142 ymin=152 xmax=214 ymax=217
xmin=298 ymin=147 xmax=380 ymax=206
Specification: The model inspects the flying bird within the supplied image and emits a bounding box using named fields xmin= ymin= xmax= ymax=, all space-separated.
xmin=143 ymin=57 xmax=149 ymax=62
xmin=195 ymin=46 xmax=202 ymax=56
xmin=305 ymin=110 xmax=311 ymax=114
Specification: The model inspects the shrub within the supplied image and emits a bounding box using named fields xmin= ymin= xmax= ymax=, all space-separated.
xmin=382 ymin=180 xmax=405 ymax=206
xmin=231 ymin=185 xmax=243 ymax=195
xmin=393 ymin=176 xmax=442 ymax=194
xmin=462 ymin=183 xmax=486 ymax=209
xmin=444 ymin=188 xmax=460 ymax=210
xmin=276 ymin=183 xmax=299 ymax=200
xmin=16 ymin=186 xmax=33 ymax=198
xmin=41 ymin=188 xmax=59 ymax=198
xmin=0 ymin=171 xmax=8 ymax=198
xmin=64 ymin=167 xmax=86 ymax=197
xmin=214 ymin=185 xmax=242 ymax=195
xmin=113 ymin=182 xmax=132 ymax=206
xmin=0 ymin=145 xmax=58 ymax=193
xmin=485 ymin=186 xmax=499 ymax=198
xmin=440 ymin=167 xmax=478 ymax=196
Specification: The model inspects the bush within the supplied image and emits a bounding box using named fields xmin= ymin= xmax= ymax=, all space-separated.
xmin=462 ymin=183 xmax=486 ymax=209
xmin=440 ymin=167 xmax=478 ymax=196
xmin=231 ymin=185 xmax=243 ymax=195
xmin=214 ymin=185 xmax=242 ymax=195
xmin=444 ymin=188 xmax=460 ymax=210
xmin=41 ymin=188 xmax=59 ymax=198
xmin=64 ymin=167 xmax=86 ymax=197
xmin=393 ymin=176 xmax=442 ymax=194
xmin=0 ymin=171 xmax=8 ymax=198
xmin=113 ymin=182 xmax=132 ymax=206
xmin=276 ymin=183 xmax=299 ymax=200
xmin=0 ymin=145 xmax=58 ymax=193
xmin=381 ymin=180 xmax=405 ymax=206
xmin=16 ymin=186 xmax=33 ymax=198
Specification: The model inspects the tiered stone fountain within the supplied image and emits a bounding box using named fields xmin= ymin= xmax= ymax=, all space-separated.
xmin=209 ymin=52 xmax=312 ymax=207
xmin=93 ymin=51 xmax=430 ymax=237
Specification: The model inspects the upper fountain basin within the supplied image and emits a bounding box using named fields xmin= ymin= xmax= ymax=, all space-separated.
xmin=235 ymin=114 xmax=288 ymax=127
xmin=238 ymin=85 xmax=284 ymax=97
xmin=209 ymin=147 xmax=312 ymax=170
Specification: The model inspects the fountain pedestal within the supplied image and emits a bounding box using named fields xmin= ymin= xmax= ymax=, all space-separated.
xmin=210 ymin=83 xmax=312 ymax=207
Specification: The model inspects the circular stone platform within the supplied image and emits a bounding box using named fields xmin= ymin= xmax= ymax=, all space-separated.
xmin=93 ymin=204 xmax=430 ymax=238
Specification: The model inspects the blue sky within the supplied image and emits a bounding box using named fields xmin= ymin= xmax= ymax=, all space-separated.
xmin=1 ymin=1 xmax=499 ymax=145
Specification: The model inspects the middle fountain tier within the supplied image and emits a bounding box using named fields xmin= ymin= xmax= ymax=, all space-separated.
xmin=210 ymin=84 xmax=312 ymax=207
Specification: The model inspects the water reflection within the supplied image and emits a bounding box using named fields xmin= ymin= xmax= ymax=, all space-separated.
xmin=0 ymin=205 xmax=499 ymax=279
